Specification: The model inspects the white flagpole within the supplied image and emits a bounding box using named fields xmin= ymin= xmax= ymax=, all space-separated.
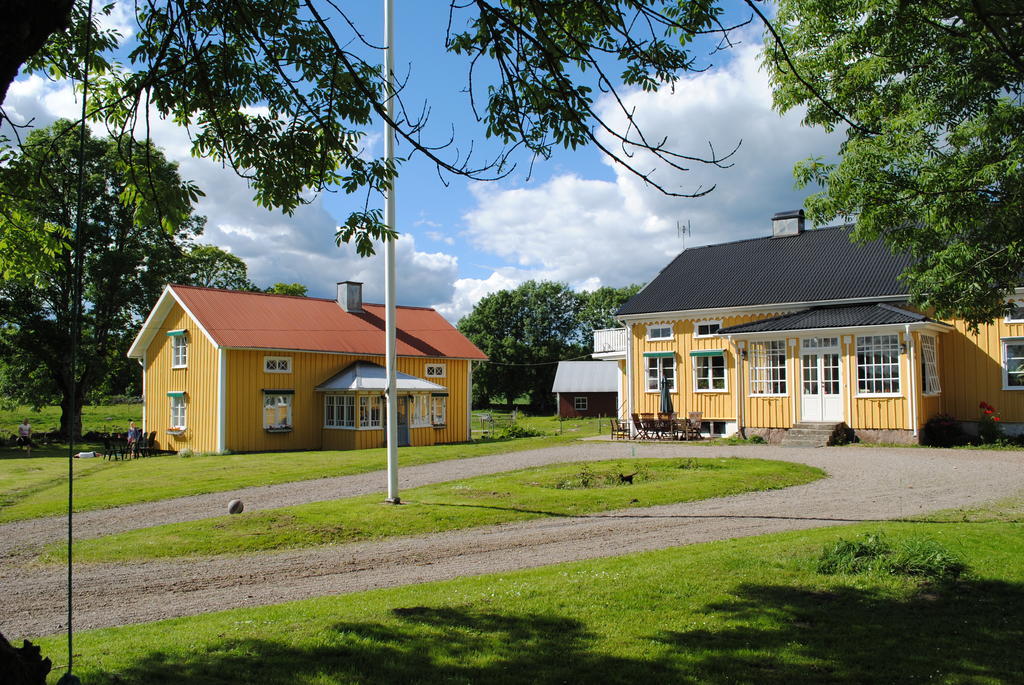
xmin=384 ymin=0 xmax=400 ymax=504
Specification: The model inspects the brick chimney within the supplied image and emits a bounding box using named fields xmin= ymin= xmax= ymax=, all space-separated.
xmin=337 ymin=281 xmax=363 ymax=313
xmin=771 ymin=209 xmax=805 ymax=238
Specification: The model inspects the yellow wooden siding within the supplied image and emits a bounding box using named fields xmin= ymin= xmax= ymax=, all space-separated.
xmin=142 ymin=304 xmax=219 ymax=453
xmin=223 ymin=350 xmax=471 ymax=452
xmin=942 ymin=318 xmax=1024 ymax=423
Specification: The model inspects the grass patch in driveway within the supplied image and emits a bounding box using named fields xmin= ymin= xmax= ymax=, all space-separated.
xmin=32 ymin=506 xmax=1024 ymax=684
xmin=0 ymin=432 xmax=592 ymax=524
xmin=47 ymin=458 xmax=823 ymax=562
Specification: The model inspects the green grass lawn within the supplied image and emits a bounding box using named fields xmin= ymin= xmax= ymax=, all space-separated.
xmin=49 ymin=458 xmax=823 ymax=562
xmin=0 ymin=403 xmax=142 ymax=438
xmin=34 ymin=500 xmax=1024 ymax=684
xmin=0 ymin=430 xmax=597 ymax=524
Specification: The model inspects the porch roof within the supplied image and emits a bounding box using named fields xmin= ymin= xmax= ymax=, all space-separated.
xmin=717 ymin=304 xmax=951 ymax=335
xmin=314 ymin=361 xmax=446 ymax=392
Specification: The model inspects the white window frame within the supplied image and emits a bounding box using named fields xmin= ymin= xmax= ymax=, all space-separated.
xmin=425 ymin=363 xmax=446 ymax=378
xmin=263 ymin=392 xmax=293 ymax=430
xmin=171 ymin=333 xmax=188 ymax=368
xmin=169 ymin=395 xmax=187 ymax=431
xmin=431 ymin=395 xmax=447 ymax=426
xmin=645 ymin=356 xmax=676 ymax=392
xmin=1002 ymin=338 xmax=1024 ymax=390
xmin=856 ymin=335 xmax=901 ymax=396
xmin=359 ymin=395 xmax=383 ymax=428
xmin=646 ymin=324 xmax=673 ymax=341
xmin=574 ymin=396 xmax=588 ymax=411
xmin=693 ymin=353 xmax=727 ymax=392
xmin=324 ymin=394 xmax=355 ymax=428
xmin=748 ymin=340 xmax=787 ymax=396
xmin=920 ymin=335 xmax=941 ymax=395
xmin=694 ymin=320 xmax=722 ymax=338
xmin=1005 ymin=301 xmax=1024 ymax=323
xmin=264 ymin=356 xmax=292 ymax=373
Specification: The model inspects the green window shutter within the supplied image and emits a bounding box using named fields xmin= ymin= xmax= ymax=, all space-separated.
xmin=167 ymin=391 xmax=186 ymax=398
xmin=166 ymin=329 xmax=187 ymax=337
xmin=262 ymin=389 xmax=295 ymax=394
xmin=643 ymin=351 xmax=675 ymax=358
xmin=690 ymin=349 xmax=725 ymax=357
xmin=431 ymin=392 xmax=449 ymax=397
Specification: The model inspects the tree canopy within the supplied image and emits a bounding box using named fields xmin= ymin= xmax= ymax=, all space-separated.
xmin=1 ymin=0 xmax=749 ymax=261
xmin=264 ymin=282 xmax=309 ymax=297
xmin=765 ymin=0 xmax=1024 ymax=327
xmin=0 ymin=120 xmax=203 ymax=435
xmin=458 ymin=281 xmax=638 ymax=411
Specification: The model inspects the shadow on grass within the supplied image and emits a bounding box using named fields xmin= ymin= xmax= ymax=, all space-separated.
xmin=84 ymin=579 xmax=1024 ymax=684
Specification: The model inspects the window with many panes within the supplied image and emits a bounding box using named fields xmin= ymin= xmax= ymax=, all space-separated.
xmin=646 ymin=324 xmax=673 ymax=340
xmin=574 ymin=396 xmax=588 ymax=411
xmin=856 ymin=335 xmax=901 ymax=394
xmin=170 ymin=332 xmax=188 ymax=368
xmin=693 ymin=353 xmax=726 ymax=391
xmin=412 ymin=395 xmax=431 ymax=427
xmin=749 ymin=340 xmax=787 ymax=395
xmin=425 ymin=363 xmax=446 ymax=378
xmin=431 ymin=395 xmax=447 ymax=425
xmin=1002 ymin=339 xmax=1024 ymax=389
xmin=324 ymin=394 xmax=355 ymax=428
xmin=359 ymin=395 xmax=382 ymax=427
xmin=695 ymin=321 xmax=722 ymax=338
xmin=1006 ymin=302 xmax=1024 ymax=323
xmin=645 ymin=356 xmax=675 ymax=392
xmin=263 ymin=393 xmax=293 ymax=429
xmin=920 ymin=335 xmax=941 ymax=395
xmin=264 ymin=356 xmax=292 ymax=373
xmin=169 ymin=394 xmax=187 ymax=430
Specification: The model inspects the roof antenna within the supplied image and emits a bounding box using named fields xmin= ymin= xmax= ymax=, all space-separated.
xmin=677 ymin=219 xmax=691 ymax=250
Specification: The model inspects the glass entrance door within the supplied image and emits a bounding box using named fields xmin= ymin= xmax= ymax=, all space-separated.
xmin=801 ymin=338 xmax=843 ymax=422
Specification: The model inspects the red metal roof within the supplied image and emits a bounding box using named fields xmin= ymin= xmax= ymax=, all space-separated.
xmin=170 ymin=285 xmax=487 ymax=359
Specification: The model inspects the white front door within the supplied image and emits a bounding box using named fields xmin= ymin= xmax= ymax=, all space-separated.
xmin=801 ymin=338 xmax=843 ymax=422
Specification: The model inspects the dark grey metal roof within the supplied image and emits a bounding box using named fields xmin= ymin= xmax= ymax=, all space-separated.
xmin=616 ymin=226 xmax=913 ymax=316
xmin=717 ymin=304 xmax=942 ymax=334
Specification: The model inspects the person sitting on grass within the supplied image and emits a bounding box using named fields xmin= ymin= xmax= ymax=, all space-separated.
xmin=16 ymin=419 xmax=34 ymax=456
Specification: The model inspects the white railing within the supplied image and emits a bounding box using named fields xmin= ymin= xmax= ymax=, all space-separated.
xmin=593 ymin=328 xmax=628 ymax=355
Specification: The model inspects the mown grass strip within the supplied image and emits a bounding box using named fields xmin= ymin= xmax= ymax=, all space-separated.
xmin=49 ymin=458 xmax=823 ymax=562
xmin=33 ymin=511 xmax=1024 ymax=684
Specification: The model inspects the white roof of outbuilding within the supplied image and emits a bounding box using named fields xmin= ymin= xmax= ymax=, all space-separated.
xmin=551 ymin=361 xmax=619 ymax=393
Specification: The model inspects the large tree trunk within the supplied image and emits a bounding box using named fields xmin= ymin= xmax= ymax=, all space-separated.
xmin=0 ymin=631 xmax=51 ymax=685
xmin=58 ymin=382 xmax=85 ymax=440
xmin=0 ymin=0 xmax=74 ymax=106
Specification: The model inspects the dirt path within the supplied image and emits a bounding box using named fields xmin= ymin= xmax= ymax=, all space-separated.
xmin=3 ymin=442 xmax=1023 ymax=640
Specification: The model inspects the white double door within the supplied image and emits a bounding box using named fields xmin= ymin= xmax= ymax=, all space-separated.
xmin=800 ymin=339 xmax=843 ymax=422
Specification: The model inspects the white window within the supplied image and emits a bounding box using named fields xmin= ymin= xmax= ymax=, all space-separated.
xmin=857 ymin=335 xmax=901 ymax=394
xmin=749 ymin=340 xmax=787 ymax=395
xmin=920 ymin=335 xmax=941 ymax=395
xmin=425 ymin=363 xmax=446 ymax=378
xmin=646 ymin=324 xmax=673 ymax=341
xmin=1002 ymin=339 xmax=1024 ymax=389
xmin=324 ymin=394 xmax=355 ymax=428
xmin=431 ymin=395 xmax=447 ymax=426
xmin=645 ymin=356 xmax=676 ymax=392
xmin=574 ymin=396 xmax=588 ymax=411
xmin=693 ymin=353 xmax=727 ymax=391
xmin=412 ymin=395 xmax=431 ymax=427
xmin=263 ymin=393 xmax=293 ymax=430
xmin=169 ymin=394 xmax=187 ymax=430
xmin=170 ymin=332 xmax=188 ymax=368
xmin=264 ymin=356 xmax=292 ymax=373
xmin=359 ymin=395 xmax=382 ymax=428
xmin=801 ymin=337 xmax=839 ymax=350
xmin=1006 ymin=302 xmax=1024 ymax=323
xmin=695 ymin=321 xmax=722 ymax=338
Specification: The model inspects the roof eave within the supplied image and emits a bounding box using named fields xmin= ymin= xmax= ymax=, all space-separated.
xmin=616 ymin=294 xmax=910 ymax=324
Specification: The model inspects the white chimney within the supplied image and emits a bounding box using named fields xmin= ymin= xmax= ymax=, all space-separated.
xmin=771 ymin=209 xmax=805 ymax=237
xmin=337 ymin=281 xmax=363 ymax=313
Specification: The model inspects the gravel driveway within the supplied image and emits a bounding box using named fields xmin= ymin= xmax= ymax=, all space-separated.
xmin=2 ymin=442 xmax=1023 ymax=640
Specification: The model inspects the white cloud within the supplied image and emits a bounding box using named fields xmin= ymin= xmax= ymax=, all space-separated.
xmin=460 ymin=41 xmax=842 ymax=293
xmin=435 ymin=270 xmax=521 ymax=323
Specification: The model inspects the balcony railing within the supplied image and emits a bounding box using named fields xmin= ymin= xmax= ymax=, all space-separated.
xmin=593 ymin=327 xmax=627 ymax=355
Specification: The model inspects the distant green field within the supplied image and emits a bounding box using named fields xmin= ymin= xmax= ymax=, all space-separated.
xmin=0 ymin=403 xmax=142 ymax=438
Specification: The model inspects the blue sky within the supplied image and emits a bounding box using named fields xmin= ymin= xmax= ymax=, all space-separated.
xmin=3 ymin=2 xmax=842 ymax=322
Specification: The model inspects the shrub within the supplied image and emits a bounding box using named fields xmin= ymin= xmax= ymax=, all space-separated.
xmin=816 ymin=531 xmax=968 ymax=583
xmin=978 ymin=401 xmax=1004 ymax=444
xmin=494 ymin=424 xmax=543 ymax=440
xmin=922 ymin=413 xmax=966 ymax=447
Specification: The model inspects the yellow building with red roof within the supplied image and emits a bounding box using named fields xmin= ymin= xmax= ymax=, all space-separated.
xmin=128 ymin=282 xmax=487 ymax=453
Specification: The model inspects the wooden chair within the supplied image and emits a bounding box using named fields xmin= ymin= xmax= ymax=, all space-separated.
xmin=609 ymin=417 xmax=630 ymax=440
xmin=685 ymin=411 xmax=704 ymax=440
xmin=631 ymin=413 xmax=650 ymax=440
